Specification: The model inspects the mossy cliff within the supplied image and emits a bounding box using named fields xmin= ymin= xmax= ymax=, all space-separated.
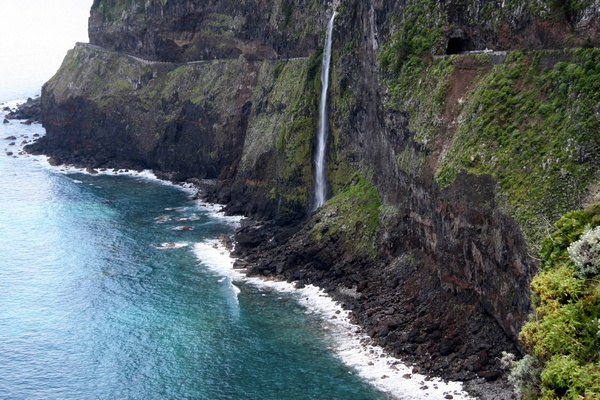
xmin=31 ymin=0 xmax=600 ymax=395
xmin=30 ymin=42 xmax=326 ymax=221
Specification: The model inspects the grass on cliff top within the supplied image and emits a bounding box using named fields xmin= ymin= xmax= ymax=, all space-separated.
xmin=312 ymin=175 xmax=382 ymax=258
xmin=513 ymin=203 xmax=600 ymax=399
xmin=436 ymin=48 xmax=600 ymax=246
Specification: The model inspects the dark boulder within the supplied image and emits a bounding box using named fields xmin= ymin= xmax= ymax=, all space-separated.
xmin=7 ymin=97 xmax=41 ymax=123
xmin=478 ymin=370 xmax=501 ymax=381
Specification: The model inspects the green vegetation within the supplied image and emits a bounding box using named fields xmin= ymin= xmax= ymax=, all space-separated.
xmin=379 ymin=0 xmax=445 ymax=75
xmin=512 ymin=204 xmax=600 ymax=399
xmin=312 ymin=175 xmax=382 ymax=257
xmin=238 ymin=58 xmax=311 ymax=210
xmin=65 ymin=50 xmax=81 ymax=71
xmin=385 ymin=55 xmax=457 ymax=151
xmin=281 ymin=0 xmax=294 ymax=27
xmin=49 ymin=42 xmax=327 ymax=220
xmin=54 ymin=44 xmax=252 ymax=115
xmin=436 ymin=49 xmax=600 ymax=245
xmin=201 ymin=13 xmax=236 ymax=36
xmin=272 ymin=50 xmax=322 ymax=214
xmin=377 ymin=3 xmax=599 ymax=248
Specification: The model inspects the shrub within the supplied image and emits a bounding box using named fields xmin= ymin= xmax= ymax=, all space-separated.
xmin=513 ymin=204 xmax=600 ymax=398
xmin=540 ymin=355 xmax=600 ymax=399
xmin=506 ymin=353 xmax=543 ymax=398
xmin=568 ymin=226 xmax=600 ymax=278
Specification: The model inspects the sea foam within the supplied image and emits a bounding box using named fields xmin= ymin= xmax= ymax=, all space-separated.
xmin=193 ymin=239 xmax=473 ymax=400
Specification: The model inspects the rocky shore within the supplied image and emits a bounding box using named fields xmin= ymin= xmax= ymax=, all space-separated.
xmin=3 ymin=97 xmax=42 ymax=125
xmin=225 ymin=217 xmax=519 ymax=400
xmin=14 ymin=118 xmax=513 ymax=399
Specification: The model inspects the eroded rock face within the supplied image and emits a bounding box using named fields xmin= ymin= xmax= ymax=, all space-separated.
xmin=31 ymin=0 xmax=600 ymax=392
xmin=88 ymin=0 xmax=328 ymax=62
xmin=232 ymin=207 xmax=528 ymax=382
xmin=88 ymin=0 xmax=600 ymax=63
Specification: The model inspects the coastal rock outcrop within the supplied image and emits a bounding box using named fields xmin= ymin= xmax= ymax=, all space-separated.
xmin=28 ymin=0 xmax=600 ymax=396
xmin=6 ymin=97 xmax=41 ymax=124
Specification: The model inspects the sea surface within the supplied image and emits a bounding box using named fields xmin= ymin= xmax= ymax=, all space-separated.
xmin=0 ymin=115 xmax=396 ymax=399
xmin=0 ymin=2 xmax=470 ymax=399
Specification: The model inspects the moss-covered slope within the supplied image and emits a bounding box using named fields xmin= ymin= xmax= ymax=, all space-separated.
xmin=436 ymin=49 xmax=600 ymax=247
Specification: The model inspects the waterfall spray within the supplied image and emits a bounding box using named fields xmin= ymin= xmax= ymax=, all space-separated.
xmin=312 ymin=11 xmax=336 ymax=211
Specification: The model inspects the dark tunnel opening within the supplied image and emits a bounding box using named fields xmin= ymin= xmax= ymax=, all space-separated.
xmin=446 ymin=37 xmax=464 ymax=55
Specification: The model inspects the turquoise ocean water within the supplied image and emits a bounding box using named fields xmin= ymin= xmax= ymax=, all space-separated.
xmin=0 ymin=129 xmax=387 ymax=399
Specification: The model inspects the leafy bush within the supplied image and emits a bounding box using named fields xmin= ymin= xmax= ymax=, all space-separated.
xmin=539 ymin=209 xmax=598 ymax=269
xmin=568 ymin=226 xmax=600 ymax=278
xmin=540 ymin=355 xmax=600 ymax=399
xmin=515 ymin=204 xmax=600 ymax=399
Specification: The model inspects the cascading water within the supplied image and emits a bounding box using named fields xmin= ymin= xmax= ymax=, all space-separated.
xmin=312 ymin=11 xmax=336 ymax=211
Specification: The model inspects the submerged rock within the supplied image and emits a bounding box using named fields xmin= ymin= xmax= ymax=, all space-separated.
xmin=47 ymin=157 xmax=62 ymax=166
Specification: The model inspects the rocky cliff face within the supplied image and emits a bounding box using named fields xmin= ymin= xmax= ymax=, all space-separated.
xmin=29 ymin=0 xmax=600 ymax=394
xmin=88 ymin=0 xmax=327 ymax=61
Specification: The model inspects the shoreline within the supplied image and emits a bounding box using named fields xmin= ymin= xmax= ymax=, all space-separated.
xmin=2 ymin=102 xmax=514 ymax=399
xmin=194 ymin=238 xmax=473 ymax=400
xmin=1 ymin=110 xmax=472 ymax=399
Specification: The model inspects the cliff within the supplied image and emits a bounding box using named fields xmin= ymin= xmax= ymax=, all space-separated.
xmin=27 ymin=0 xmax=600 ymax=396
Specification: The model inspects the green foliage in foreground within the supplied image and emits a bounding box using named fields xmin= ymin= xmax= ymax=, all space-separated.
xmin=513 ymin=204 xmax=600 ymax=399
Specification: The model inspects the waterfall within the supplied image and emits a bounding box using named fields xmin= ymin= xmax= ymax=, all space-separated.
xmin=313 ymin=11 xmax=336 ymax=211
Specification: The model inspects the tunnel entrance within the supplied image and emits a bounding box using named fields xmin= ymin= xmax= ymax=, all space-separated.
xmin=446 ymin=37 xmax=464 ymax=55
